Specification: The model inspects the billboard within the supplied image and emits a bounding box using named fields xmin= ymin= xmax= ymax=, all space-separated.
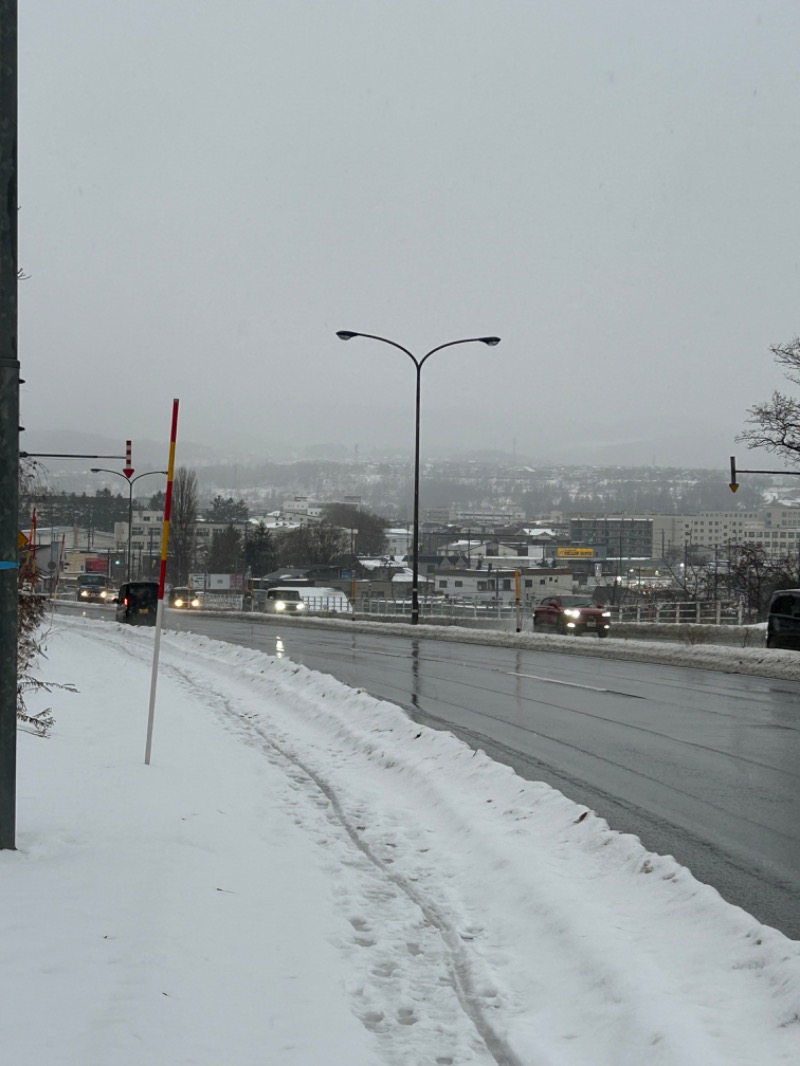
xmin=556 ymin=547 xmax=595 ymax=558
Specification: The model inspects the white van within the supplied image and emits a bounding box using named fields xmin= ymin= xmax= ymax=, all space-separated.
xmin=257 ymin=587 xmax=306 ymax=614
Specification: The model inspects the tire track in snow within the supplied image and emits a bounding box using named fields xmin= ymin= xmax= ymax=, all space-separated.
xmin=70 ymin=620 xmax=527 ymax=1066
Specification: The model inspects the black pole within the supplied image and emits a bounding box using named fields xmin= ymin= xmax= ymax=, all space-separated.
xmin=0 ymin=1 xmax=17 ymax=851
xmin=127 ymin=482 xmax=133 ymax=581
xmin=411 ymin=362 xmax=421 ymax=625
xmin=335 ymin=331 xmax=500 ymax=626
xmin=20 ymin=452 xmax=125 ymax=460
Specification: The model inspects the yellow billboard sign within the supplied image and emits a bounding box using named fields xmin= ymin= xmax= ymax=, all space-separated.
xmin=556 ymin=547 xmax=595 ymax=558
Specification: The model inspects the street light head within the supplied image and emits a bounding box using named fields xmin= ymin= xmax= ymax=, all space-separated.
xmin=479 ymin=336 xmax=501 ymax=347
xmin=90 ymin=468 xmax=100 ymax=473
xmin=336 ymin=331 xmax=359 ymax=341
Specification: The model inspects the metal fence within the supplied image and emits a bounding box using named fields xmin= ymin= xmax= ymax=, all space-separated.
xmin=358 ymin=599 xmax=523 ymax=623
xmin=608 ymin=600 xmax=744 ymax=626
xmin=57 ymin=586 xmax=744 ymax=627
xmin=355 ymin=598 xmax=746 ymax=626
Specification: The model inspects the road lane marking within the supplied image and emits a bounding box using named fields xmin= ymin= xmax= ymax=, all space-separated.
xmin=511 ymin=672 xmax=644 ymax=698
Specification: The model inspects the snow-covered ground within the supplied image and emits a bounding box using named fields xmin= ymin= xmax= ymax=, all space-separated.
xmin=5 ymin=614 xmax=800 ymax=1065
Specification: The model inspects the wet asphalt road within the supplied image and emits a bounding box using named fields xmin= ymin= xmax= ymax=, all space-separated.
xmin=70 ymin=605 xmax=800 ymax=939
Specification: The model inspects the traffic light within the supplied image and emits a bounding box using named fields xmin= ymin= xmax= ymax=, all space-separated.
xmin=729 ymin=456 xmax=739 ymax=493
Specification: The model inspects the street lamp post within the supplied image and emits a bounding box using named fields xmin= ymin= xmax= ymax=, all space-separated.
xmin=90 ymin=468 xmax=168 ymax=581
xmin=336 ymin=331 xmax=501 ymax=625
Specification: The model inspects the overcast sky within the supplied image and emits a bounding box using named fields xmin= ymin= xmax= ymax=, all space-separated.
xmin=18 ymin=1 xmax=800 ymax=469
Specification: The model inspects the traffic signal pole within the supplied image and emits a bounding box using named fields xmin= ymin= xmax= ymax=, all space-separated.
xmin=729 ymin=455 xmax=800 ymax=492
xmin=0 ymin=1 xmax=17 ymax=850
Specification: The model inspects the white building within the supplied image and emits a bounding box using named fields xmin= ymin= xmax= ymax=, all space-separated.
xmin=434 ymin=567 xmax=574 ymax=606
xmin=385 ymin=527 xmax=412 ymax=559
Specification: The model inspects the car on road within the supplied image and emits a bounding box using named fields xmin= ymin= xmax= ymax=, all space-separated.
xmin=766 ymin=588 xmax=800 ymax=649
xmin=532 ymin=594 xmax=611 ymax=637
xmin=256 ymin=587 xmax=306 ymax=614
xmin=167 ymin=587 xmax=202 ymax=609
xmin=76 ymin=573 xmax=114 ymax=603
xmin=116 ymin=581 xmax=159 ymax=626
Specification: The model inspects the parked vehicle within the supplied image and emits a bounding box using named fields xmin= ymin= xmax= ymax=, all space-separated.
xmin=76 ymin=573 xmax=114 ymax=603
xmin=115 ymin=581 xmax=159 ymax=626
xmin=167 ymin=587 xmax=201 ymax=609
xmin=766 ymin=589 xmax=800 ymax=649
xmin=532 ymin=594 xmax=611 ymax=637
xmin=256 ymin=587 xmax=306 ymax=614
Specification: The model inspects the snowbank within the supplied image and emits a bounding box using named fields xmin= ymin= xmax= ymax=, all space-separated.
xmin=4 ymin=616 xmax=800 ymax=1065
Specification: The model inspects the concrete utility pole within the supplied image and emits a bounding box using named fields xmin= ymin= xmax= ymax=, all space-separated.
xmin=0 ymin=1 xmax=18 ymax=849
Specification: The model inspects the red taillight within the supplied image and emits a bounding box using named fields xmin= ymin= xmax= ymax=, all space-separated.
xmin=123 ymin=597 xmax=129 ymax=607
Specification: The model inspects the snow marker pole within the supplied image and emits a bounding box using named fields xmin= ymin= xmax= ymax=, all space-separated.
xmin=145 ymin=399 xmax=179 ymax=765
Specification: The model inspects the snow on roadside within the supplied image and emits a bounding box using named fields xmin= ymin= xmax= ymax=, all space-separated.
xmin=5 ymin=615 xmax=800 ymax=1065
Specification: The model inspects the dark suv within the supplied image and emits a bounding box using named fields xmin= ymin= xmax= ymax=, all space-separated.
xmin=766 ymin=589 xmax=800 ymax=649
xmin=116 ymin=581 xmax=159 ymax=626
xmin=532 ymin=594 xmax=611 ymax=637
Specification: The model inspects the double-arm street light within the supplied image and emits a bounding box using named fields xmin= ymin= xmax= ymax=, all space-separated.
xmin=336 ymin=331 xmax=501 ymax=624
xmin=90 ymin=468 xmax=168 ymax=581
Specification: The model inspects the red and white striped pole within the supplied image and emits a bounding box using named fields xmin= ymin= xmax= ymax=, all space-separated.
xmin=145 ymin=399 xmax=179 ymax=765
xmin=123 ymin=440 xmax=134 ymax=480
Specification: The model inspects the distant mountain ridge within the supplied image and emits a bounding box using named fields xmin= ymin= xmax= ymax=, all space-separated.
xmin=23 ymin=434 xmax=785 ymax=520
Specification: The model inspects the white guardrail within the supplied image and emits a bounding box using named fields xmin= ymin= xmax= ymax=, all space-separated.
xmin=351 ymin=598 xmax=745 ymax=626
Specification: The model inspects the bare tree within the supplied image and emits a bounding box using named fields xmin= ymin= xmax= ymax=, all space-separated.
xmin=728 ymin=544 xmax=798 ymax=622
xmin=277 ymin=521 xmax=348 ymax=567
xmin=738 ymin=338 xmax=800 ymax=463
xmin=169 ymin=467 xmax=199 ymax=584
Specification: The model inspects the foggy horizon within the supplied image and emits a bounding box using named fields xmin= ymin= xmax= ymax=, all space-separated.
xmin=18 ymin=2 xmax=800 ymax=472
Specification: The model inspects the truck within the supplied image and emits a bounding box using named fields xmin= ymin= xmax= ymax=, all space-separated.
xmin=76 ymin=572 xmax=114 ymax=603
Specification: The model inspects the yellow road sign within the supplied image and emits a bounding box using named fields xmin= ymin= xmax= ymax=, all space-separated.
xmin=557 ymin=547 xmax=594 ymax=558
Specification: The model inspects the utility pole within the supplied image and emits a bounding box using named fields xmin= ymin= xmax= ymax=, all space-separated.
xmin=0 ymin=2 xmax=18 ymax=849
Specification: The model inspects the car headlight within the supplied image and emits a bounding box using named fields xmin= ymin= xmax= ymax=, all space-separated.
xmin=564 ymin=608 xmax=581 ymax=618
xmin=174 ymin=598 xmax=184 ymax=608
xmin=191 ymin=598 xmax=200 ymax=608
xmin=275 ymin=601 xmax=285 ymax=611
xmin=602 ymin=611 xmax=611 ymax=618
xmin=80 ymin=590 xmax=88 ymax=598
xmin=296 ymin=602 xmax=305 ymax=610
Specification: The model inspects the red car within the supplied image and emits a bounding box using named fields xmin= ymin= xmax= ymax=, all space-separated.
xmin=532 ymin=595 xmax=611 ymax=637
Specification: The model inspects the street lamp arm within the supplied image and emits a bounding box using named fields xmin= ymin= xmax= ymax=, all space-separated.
xmin=90 ymin=467 xmax=125 ymax=480
xmin=91 ymin=467 xmax=167 ymax=485
xmin=131 ymin=470 xmax=169 ymax=485
xmin=90 ymin=468 xmax=169 ymax=582
xmin=419 ymin=336 xmax=501 ymax=369
xmin=337 ymin=331 xmax=501 ymax=370
xmin=336 ymin=330 xmax=419 ymax=368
